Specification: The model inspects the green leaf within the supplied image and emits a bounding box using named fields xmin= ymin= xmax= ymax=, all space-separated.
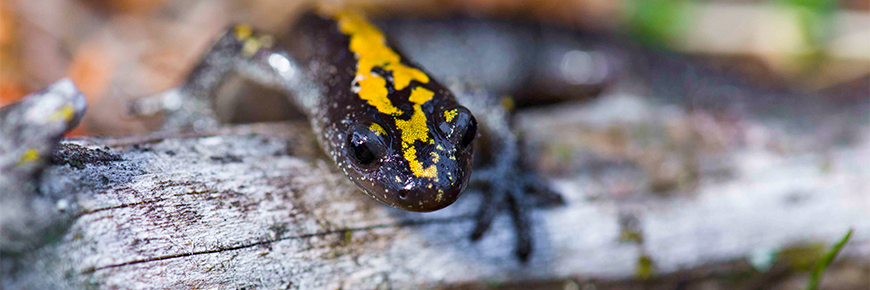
xmin=626 ymin=0 xmax=692 ymax=48
xmin=805 ymin=228 xmax=853 ymax=290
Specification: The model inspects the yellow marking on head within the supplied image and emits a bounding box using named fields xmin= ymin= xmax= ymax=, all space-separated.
xmin=369 ymin=123 xmax=386 ymax=136
xmin=392 ymin=87 xmax=439 ymax=179
xmin=408 ymin=86 xmax=434 ymax=104
xmin=403 ymin=146 xmax=437 ymax=179
xmin=334 ymin=11 xmax=442 ymax=180
xmin=443 ymin=109 xmax=458 ymax=122
xmin=395 ymin=109 xmax=428 ymax=149
xmin=50 ymin=105 xmax=75 ymax=122
xmin=18 ymin=149 xmax=40 ymax=165
xmin=395 ymin=87 xmax=434 ymax=147
xmin=233 ymin=24 xmax=253 ymax=40
xmin=334 ymin=10 xmax=430 ymax=116
xmin=435 ymin=193 xmax=443 ymax=203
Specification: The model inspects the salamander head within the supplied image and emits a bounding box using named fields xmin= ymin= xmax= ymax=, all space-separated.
xmin=337 ymin=96 xmax=477 ymax=212
xmin=315 ymin=10 xmax=478 ymax=212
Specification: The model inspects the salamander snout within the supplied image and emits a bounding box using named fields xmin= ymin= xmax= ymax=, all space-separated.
xmin=388 ymin=160 xmax=469 ymax=212
xmin=388 ymin=106 xmax=476 ymax=212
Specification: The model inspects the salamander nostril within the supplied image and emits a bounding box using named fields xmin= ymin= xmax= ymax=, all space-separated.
xmin=397 ymin=190 xmax=408 ymax=200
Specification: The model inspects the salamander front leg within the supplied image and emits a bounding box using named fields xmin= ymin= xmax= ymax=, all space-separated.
xmin=457 ymin=90 xmax=565 ymax=261
xmin=469 ymin=165 xmax=564 ymax=261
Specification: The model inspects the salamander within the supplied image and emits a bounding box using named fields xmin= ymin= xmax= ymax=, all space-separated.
xmin=281 ymin=11 xmax=477 ymax=212
xmin=148 ymin=8 xmax=563 ymax=261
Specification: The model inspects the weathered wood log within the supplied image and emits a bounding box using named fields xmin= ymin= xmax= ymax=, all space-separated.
xmin=2 ymin=86 xmax=868 ymax=288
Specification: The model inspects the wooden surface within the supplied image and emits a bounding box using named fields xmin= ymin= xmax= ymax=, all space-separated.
xmin=2 ymin=92 xmax=869 ymax=289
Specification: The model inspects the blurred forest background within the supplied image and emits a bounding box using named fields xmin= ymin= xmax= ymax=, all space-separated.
xmin=0 ymin=0 xmax=867 ymax=136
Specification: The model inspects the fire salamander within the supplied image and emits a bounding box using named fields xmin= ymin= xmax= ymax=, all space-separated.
xmin=152 ymin=8 xmax=564 ymax=261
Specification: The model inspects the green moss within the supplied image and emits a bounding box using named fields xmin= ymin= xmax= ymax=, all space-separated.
xmin=635 ymin=254 xmax=655 ymax=279
xmin=619 ymin=228 xmax=644 ymax=244
xmin=778 ymin=243 xmax=826 ymax=271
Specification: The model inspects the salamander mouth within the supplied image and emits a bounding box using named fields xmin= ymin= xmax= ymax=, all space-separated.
xmin=348 ymin=155 xmax=471 ymax=212
xmin=383 ymin=181 xmax=466 ymax=212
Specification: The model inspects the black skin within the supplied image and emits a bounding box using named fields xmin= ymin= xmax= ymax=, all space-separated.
xmin=149 ymin=12 xmax=564 ymax=261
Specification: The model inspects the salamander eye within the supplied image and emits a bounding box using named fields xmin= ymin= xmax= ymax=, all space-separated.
xmin=439 ymin=107 xmax=477 ymax=150
xmin=346 ymin=124 xmax=386 ymax=167
xmin=459 ymin=114 xmax=477 ymax=149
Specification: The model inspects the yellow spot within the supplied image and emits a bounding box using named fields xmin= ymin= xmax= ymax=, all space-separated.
xmin=435 ymin=193 xmax=443 ymax=203
xmin=49 ymin=105 xmax=75 ymax=121
xmin=385 ymin=63 xmax=429 ymax=90
xmin=242 ymin=38 xmax=261 ymax=58
xmin=408 ymin=86 xmax=434 ymax=104
xmin=430 ymin=151 xmax=440 ymax=163
xmin=18 ymin=149 xmax=40 ymax=165
xmin=233 ymin=25 xmax=273 ymax=58
xmin=233 ymin=24 xmax=253 ymax=40
xmin=403 ymin=146 xmax=437 ymax=179
xmin=443 ymin=109 xmax=458 ymax=122
xmin=357 ymin=75 xmax=400 ymax=115
xmin=436 ymin=145 xmax=444 ymax=151
xmin=333 ymin=10 xmax=430 ymax=116
xmin=369 ymin=123 xmax=386 ymax=136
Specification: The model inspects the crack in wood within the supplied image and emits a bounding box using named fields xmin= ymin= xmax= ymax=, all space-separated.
xmin=78 ymin=198 xmax=168 ymax=217
xmin=78 ymin=185 xmax=228 ymax=218
xmin=87 ymin=213 xmax=475 ymax=272
xmin=90 ymin=122 xmax=307 ymax=148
